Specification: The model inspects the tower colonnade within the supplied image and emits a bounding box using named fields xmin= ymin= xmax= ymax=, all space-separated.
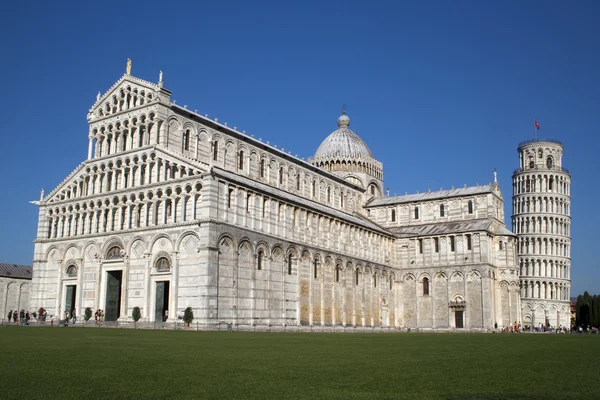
xmin=512 ymin=139 xmax=571 ymax=328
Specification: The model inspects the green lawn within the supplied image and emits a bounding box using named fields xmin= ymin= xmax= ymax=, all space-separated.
xmin=0 ymin=327 xmax=597 ymax=400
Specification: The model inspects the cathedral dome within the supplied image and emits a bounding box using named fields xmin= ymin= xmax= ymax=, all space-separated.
xmin=313 ymin=111 xmax=373 ymax=159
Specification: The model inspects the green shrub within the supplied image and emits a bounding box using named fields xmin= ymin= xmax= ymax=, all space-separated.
xmin=132 ymin=307 xmax=141 ymax=322
xmin=84 ymin=307 xmax=92 ymax=321
xmin=183 ymin=307 xmax=194 ymax=324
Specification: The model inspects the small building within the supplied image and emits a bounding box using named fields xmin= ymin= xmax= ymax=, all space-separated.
xmin=0 ymin=263 xmax=32 ymax=320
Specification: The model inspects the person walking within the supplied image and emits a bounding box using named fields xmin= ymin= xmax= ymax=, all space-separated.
xmin=13 ymin=310 xmax=18 ymax=323
xmin=7 ymin=310 xmax=12 ymax=324
xmin=71 ymin=308 xmax=77 ymax=325
xmin=25 ymin=311 xmax=30 ymax=326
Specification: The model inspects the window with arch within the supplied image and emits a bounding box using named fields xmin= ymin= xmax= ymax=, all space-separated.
xmin=418 ymin=239 xmax=423 ymax=254
xmin=355 ymin=268 xmax=360 ymax=285
xmin=391 ymin=209 xmax=396 ymax=222
xmin=312 ymin=181 xmax=316 ymax=197
xmin=529 ymin=159 xmax=535 ymax=168
xmin=296 ymin=174 xmax=301 ymax=191
xmin=549 ymin=176 xmax=554 ymax=191
xmin=327 ymin=187 xmax=331 ymax=203
xmin=107 ymin=246 xmax=122 ymax=259
xmin=155 ymin=257 xmax=171 ymax=272
xmin=183 ymin=129 xmax=190 ymax=151
xmin=414 ymin=206 xmax=419 ymax=220
xmin=468 ymin=200 xmax=474 ymax=214
xmin=213 ymin=141 xmax=219 ymax=161
xmin=313 ymin=260 xmax=319 ymax=279
xmin=546 ymin=157 xmax=553 ymax=169
xmin=287 ymin=254 xmax=293 ymax=275
xmin=499 ymin=241 xmax=504 ymax=251
xmin=423 ymin=277 xmax=430 ymax=296
xmin=260 ymin=159 xmax=265 ymax=178
xmin=335 ymin=267 xmax=340 ymax=283
xmin=389 ymin=277 xmax=393 ymax=290
xmin=450 ymin=236 xmax=455 ymax=252
xmin=434 ymin=238 xmax=439 ymax=253
xmin=257 ymin=250 xmax=264 ymax=270
xmin=373 ymin=273 xmax=377 ymax=288
xmin=371 ymin=185 xmax=375 ymax=195
xmin=226 ymin=188 xmax=233 ymax=208
xmin=238 ymin=150 xmax=244 ymax=170
xmin=66 ymin=265 xmax=77 ymax=277
xmin=466 ymin=234 xmax=472 ymax=250
xmin=440 ymin=204 xmax=445 ymax=217
xmin=279 ymin=167 xmax=284 ymax=185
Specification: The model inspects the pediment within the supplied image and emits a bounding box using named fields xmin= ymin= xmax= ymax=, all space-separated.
xmin=88 ymin=74 xmax=171 ymax=122
xmin=42 ymin=162 xmax=89 ymax=205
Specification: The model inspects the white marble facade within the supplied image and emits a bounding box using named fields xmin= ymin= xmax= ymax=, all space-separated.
xmin=30 ymin=66 xmax=519 ymax=329
xmin=512 ymin=140 xmax=571 ymax=329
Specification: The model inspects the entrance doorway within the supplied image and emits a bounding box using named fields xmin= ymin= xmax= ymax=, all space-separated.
xmin=105 ymin=270 xmax=122 ymax=321
xmin=65 ymin=285 xmax=76 ymax=317
xmin=455 ymin=310 xmax=464 ymax=328
xmin=155 ymin=281 xmax=170 ymax=322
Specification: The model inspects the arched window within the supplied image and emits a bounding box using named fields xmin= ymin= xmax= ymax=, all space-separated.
xmin=279 ymin=167 xmax=284 ymax=185
xmin=546 ymin=157 xmax=553 ymax=169
xmin=213 ymin=141 xmax=219 ymax=161
xmin=313 ymin=260 xmax=318 ymax=279
xmin=155 ymin=257 xmax=170 ymax=272
xmin=418 ymin=239 xmax=423 ymax=254
xmin=391 ymin=209 xmax=396 ymax=222
xmin=327 ymin=187 xmax=331 ymax=203
xmin=538 ymin=149 xmax=543 ymax=158
xmin=66 ymin=265 xmax=77 ymax=277
xmin=468 ymin=200 xmax=474 ymax=214
xmin=423 ymin=277 xmax=430 ymax=296
xmin=389 ymin=276 xmax=393 ymax=290
xmin=227 ymin=188 xmax=234 ymax=208
xmin=335 ymin=267 xmax=340 ymax=283
xmin=440 ymin=204 xmax=445 ymax=217
xmin=183 ymin=129 xmax=190 ymax=151
xmin=499 ymin=241 xmax=504 ymax=250
xmin=549 ymin=177 xmax=554 ymax=191
xmin=370 ymin=185 xmax=375 ymax=195
xmin=355 ymin=268 xmax=360 ymax=285
xmin=260 ymin=159 xmax=265 ymax=178
xmin=257 ymin=250 xmax=263 ymax=270
xmin=107 ymin=246 xmax=122 ymax=259
xmin=287 ymin=254 xmax=293 ymax=275
xmin=312 ymin=181 xmax=316 ymax=197
xmin=238 ymin=150 xmax=244 ymax=170
xmin=450 ymin=236 xmax=455 ymax=252
xmin=373 ymin=273 xmax=377 ymax=288
xmin=296 ymin=174 xmax=301 ymax=191
xmin=414 ymin=207 xmax=419 ymax=219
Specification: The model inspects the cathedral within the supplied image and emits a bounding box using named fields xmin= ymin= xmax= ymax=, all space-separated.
xmin=30 ymin=63 xmax=522 ymax=329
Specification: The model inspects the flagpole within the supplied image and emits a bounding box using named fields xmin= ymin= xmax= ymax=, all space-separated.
xmin=534 ymin=118 xmax=537 ymax=139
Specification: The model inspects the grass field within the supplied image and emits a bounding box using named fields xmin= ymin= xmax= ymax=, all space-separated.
xmin=0 ymin=327 xmax=597 ymax=400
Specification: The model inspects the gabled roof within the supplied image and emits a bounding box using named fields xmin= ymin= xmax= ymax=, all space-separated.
xmin=387 ymin=218 xmax=516 ymax=238
xmin=91 ymin=73 xmax=165 ymax=111
xmin=0 ymin=263 xmax=32 ymax=280
xmin=368 ymin=184 xmax=497 ymax=207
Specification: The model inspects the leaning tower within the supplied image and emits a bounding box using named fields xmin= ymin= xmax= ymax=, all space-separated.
xmin=512 ymin=139 xmax=571 ymax=329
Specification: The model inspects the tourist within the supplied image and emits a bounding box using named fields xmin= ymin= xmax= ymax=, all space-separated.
xmin=13 ymin=311 xmax=18 ymax=323
xmin=7 ymin=310 xmax=12 ymax=323
xmin=25 ymin=311 xmax=30 ymax=325
xmin=94 ymin=309 xmax=99 ymax=324
xmin=64 ymin=310 xmax=69 ymax=324
xmin=72 ymin=308 xmax=77 ymax=325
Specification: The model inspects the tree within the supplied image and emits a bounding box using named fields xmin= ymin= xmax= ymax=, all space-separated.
xmin=132 ymin=307 xmax=141 ymax=328
xmin=183 ymin=307 xmax=194 ymax=326
xmin=84 ymin=307 xmax=92 ymax=322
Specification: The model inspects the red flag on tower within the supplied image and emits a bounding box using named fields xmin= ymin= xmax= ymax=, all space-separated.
xmin=534 ymin=120 xmax=541 ymax=130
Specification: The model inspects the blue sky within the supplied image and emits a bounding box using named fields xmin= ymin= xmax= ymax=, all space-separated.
xmin=0 ymin=1 xmax=598 ymax=296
